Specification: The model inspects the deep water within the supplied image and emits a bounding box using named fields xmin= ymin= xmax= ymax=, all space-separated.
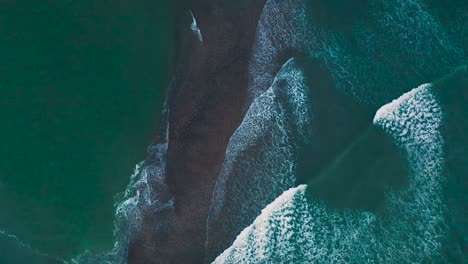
xmin=0 ymin=1 xmax=173 ymax=261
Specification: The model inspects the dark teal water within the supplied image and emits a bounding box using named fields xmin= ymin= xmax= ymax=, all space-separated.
xmin=0 ymin=1 xmax=172 ymax=260
xmin=1 ymin=1 xmax=466 ymax=263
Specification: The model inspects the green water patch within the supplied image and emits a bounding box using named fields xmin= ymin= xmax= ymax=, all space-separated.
xmin=0 ymin=0 xmax=173 ymax=259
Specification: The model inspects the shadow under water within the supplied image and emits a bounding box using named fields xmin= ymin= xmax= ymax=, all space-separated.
xmin=304 ymin=124 xmax=409 ymax=213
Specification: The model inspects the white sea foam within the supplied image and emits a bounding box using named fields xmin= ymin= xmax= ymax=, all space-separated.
xmin=213 ymin=83 xmax=448 ymax=263
xmin=249 ymin=0 xmax=464 ymax=108
xmin=189 ymin=11 xmax=203 ymax=43
xmin=0 ymin=229 xmax=55 ymax=260
xmin=206 ymin=58 xmax=312 ymax=258
xmin=71 ymin=142 xmax=172 ymax=263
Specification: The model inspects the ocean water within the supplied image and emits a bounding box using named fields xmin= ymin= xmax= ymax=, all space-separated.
xmin=0 ymin=1 xmax=173 ymax=261
xmin=216 ymin=66 xmax=467 ymax=263
xmin=1 ymin=1 xmax=466 ymax=263
xmin=206 ymin=0 xmax=465 ymax=261
xmin=213 ymin=80 xmax=450 ymax=263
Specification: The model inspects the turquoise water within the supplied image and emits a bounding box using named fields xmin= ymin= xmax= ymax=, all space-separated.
xmin=0 ymin=1 xmax=172 ymax=260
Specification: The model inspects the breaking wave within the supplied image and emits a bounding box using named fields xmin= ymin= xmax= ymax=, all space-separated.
xmin=214 ymin=82 xmax=460 ymax=263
